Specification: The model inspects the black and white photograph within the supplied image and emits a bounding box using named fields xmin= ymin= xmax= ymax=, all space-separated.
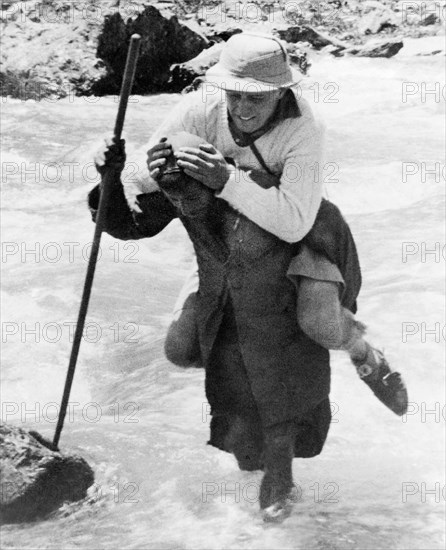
xmin=1 ymin=0 xmax=445 ymax=548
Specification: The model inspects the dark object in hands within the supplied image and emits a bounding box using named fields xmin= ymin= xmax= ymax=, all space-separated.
xmin=158 ymin=132 xmax=215 ymax=218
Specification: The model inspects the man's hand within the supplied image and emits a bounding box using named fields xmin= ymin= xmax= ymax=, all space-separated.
xmin=147 ymin=137 xmax=172 ymax=181
xmin=174 ymin=143 xmax=230 ymax=191
xmin=94 ymin=137 xmax=126 ymax=177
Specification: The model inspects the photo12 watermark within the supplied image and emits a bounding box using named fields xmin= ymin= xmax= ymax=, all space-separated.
xmin=0 ymin=480 xmax=141 ymax=505
xmin=200 ymin=81 xmax=341 ymax=105
xmin=2 ymin=1 xmax=148 ymax=24
xmin=401 ymin=322 xmax=445 ymax=343
xmin=401 ymin=242 xmax=446 ymax=263
xmin=201 ymin=401 xmax=340 ymax=424
xmin=1 ymin=72 xmax=142 ymax=103
xmin=399 ymin=1 xmax=445 ymax=25
xmin=401 ymin=402 xmax=446 ymax=423
xmin=401 ymin=82 xmax=446 ymax=103
xmin=202 ymin=480 xmax=340 ymax=504
xmin=89 ymin=481 xmax=141 ymax=504
xmin=402 ymin=482 xmax=446 ymax=503
xmin=2 ymin=321 xmax=140 ymax=344
xmin=233 ymin=160 xmax=340 ymax=186
xmin=1 ymin=159 xmax=143 ymax=185
xmin=1 ymin=400 xmax=140 ymax=424
xmin=1 ymin=241 xmax=140 ymax=264
xmin=198 ymin=0 xmax=347 ymax=26
xmin=401 ymin=162 xmax=445 ymax=183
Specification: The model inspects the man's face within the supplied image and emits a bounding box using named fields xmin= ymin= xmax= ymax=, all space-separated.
xmin=166 ymin=190 xmax=208 ymax=218
xmin=225 ymin=89 xmax=285 ymax=134
xmin=160 ymin=175 xmax=212 ymax=218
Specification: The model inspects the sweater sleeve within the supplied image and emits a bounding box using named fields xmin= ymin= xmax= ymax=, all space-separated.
xmin=88 ymin=179 xmax=177 ymax=241
xmin=216 ymin=110 xmax=325 ymax=243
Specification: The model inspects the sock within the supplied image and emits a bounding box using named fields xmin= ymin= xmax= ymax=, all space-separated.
xmin=339 ymin=311 xmax=369 ymax=364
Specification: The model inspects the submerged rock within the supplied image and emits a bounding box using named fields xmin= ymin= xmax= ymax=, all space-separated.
xmin=0 ymin=423 xmax=94 ymax=524
xmin=345 ymin=38 xmax=404 ymax=57
xmin=274 ymin=25 xmax=349 ymax=51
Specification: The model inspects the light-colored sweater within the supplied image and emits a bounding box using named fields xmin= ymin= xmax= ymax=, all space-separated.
xmin=129 ymin=88 xmax=325 ymax=243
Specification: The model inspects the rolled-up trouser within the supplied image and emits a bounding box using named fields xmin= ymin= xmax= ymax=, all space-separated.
xmin=298 ymin=198 xmax=362 ymax=314
xmin=164 ymin=268 xmax=201 ymax=366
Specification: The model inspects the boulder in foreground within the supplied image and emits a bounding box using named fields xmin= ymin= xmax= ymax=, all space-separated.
xmin=0 ymin=423 xmax=94 ymax=524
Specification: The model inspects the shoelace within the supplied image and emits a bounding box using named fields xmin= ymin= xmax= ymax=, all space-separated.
xmin=356 ymin=347 xmax=389 ymax=380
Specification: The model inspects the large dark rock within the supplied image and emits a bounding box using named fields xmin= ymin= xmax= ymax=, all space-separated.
xmin=419 ymin=13 xmax=439 ymax=26
xmin=274 ymin=25 xmax=348 ymax=51
xmin=344 ymin=38 xmax=404 ymax=57
xmin=204 ymin=27 xmax=243 ymax=43
xmin=94 ymin=5 xmax=209 ymax=94
xmin=0 ymin=0 xmax=440 ymax=99
xmin=1 ymin=2 xmax=209 ymax=99
xmin=0 ymin=423 xmax=94 ymax=524
xmin=169 ymin=42 xmax=224 ymax=92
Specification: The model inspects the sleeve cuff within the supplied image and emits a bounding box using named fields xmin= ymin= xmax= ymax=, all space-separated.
xmin=215 ymin=166 xmax=242 ymax=203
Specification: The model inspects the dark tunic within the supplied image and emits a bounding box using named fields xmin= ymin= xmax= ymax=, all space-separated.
xmin=89 ymin=183 xmax=360 ymax=458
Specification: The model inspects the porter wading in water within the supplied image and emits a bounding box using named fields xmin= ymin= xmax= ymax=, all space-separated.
xmin=92 ymin=32 xmax=408 ymax=522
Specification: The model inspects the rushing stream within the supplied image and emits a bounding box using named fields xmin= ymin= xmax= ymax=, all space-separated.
xmin=1 ymin=37 xmax=445 ymax=549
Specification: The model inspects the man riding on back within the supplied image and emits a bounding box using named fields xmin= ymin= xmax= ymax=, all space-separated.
xmin=93 ymin=32 xmax=408 ymax=522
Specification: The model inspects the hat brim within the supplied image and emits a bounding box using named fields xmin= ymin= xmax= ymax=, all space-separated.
xmin=205 ymin=63 xmax=302 ymax=93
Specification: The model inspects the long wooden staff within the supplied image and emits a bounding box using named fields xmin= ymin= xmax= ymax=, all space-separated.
xmin=51 ymin=34 xmax=141 ymax=450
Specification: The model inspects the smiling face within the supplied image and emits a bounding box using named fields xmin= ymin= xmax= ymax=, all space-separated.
xmin=225 ymin=89 xmax=285 ymax=133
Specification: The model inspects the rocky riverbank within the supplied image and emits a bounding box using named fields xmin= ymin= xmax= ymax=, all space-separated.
xmin=0 ymin=423 xmax=94 ymax=523
xmin=1 ymin=0 xmax=444 ymax=99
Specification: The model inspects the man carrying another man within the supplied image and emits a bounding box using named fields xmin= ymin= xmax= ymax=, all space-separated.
xmin=93 ymin=32 xmax=408 ymax=522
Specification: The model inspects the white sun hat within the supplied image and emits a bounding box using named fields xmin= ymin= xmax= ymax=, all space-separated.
xmin=205 ymin=32 xmax=301 ymax=93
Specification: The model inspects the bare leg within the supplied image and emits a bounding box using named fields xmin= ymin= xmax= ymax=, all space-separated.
xmin=225 ymin=414 xmax=264 ymax=471
xmin=296 ymin=277 xmax=370 ymax=366
xmin=296 ymin=277 xmax=408 ymax=415
xmin=260 ymin=420 xmax=297 ymax=522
